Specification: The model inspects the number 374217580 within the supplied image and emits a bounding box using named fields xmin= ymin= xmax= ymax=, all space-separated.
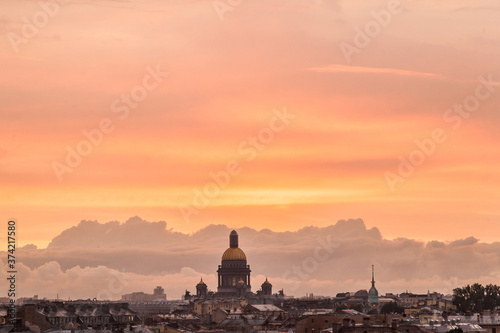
xmin=8 ymin=221 xmax=16 ymax=269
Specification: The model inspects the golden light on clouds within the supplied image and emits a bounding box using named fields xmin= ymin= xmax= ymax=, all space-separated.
xmin=0 ymin=0 xmax=499 ymax=252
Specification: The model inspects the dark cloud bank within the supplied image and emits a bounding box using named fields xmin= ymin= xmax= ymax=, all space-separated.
xmin=2 ymin=217 xmax=499 ymax=300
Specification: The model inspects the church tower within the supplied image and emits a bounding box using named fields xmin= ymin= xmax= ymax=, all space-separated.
xmin=196 ymin=277 xmax=208 ymax=298
xmin=217 ymin=230 xmax=251 ymax=297
xmin=261 ymin=277 xmax=272 ymax=296
xmin=368 ymin=265 xmax=379 ymax=307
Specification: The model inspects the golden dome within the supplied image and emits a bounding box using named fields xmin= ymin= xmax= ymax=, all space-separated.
xmin=197 ymin=277 xmax=206 ymax=285
xmin=222 ymin=247 xmax=247 ymax=261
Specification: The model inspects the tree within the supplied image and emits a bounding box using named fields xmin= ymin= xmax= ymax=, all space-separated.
xmin=336 ymin=304 xmax=348 ymax=313
xmin=380 ymin=302 xmax=405 ymax=314
xmin=484 ymin=284 xmax=500 ymax=311
xmin=350 ymin=304 xmax=363 ymax=313
xmin=453 ymin=283 xmax=500 ymax=313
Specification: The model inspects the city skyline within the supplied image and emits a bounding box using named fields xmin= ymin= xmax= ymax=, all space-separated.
xmin=3 ymin=216 xmax=500 ymax=300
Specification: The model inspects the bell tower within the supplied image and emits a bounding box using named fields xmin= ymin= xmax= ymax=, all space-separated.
xmin=368 ymin=265 xmax=379 ymax=307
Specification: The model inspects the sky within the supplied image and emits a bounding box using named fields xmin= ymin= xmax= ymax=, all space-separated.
xmin=1 ymin=0 xmax=500 ymax=298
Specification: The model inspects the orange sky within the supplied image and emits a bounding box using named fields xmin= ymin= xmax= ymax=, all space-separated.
xmin=1 ymin=0 xmax=500 ymax=248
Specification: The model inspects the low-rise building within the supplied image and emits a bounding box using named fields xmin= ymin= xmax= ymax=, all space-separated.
xmin=192 ymin=298 xmax=247 ymax=320
xmin=122 ymin=287 xmax=166 ymax=302
xmin=296 ymin=314 xmax=405 ymax=333
xmin=17 ymin=301 xmax=141 ymax=332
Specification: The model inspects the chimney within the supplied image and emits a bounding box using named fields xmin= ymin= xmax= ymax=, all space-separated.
xmin=363 ymin=317 xmax=371 ymax=327
xmin=343 ymin=318 xmax=350 ymax=328
xmin=391 ymin=319 xmax=398 ymax=330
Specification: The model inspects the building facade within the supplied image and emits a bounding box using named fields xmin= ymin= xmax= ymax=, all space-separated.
xmin=122 ymin=286 xmax=166 ymax=302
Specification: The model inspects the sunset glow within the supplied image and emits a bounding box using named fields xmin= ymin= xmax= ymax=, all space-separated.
xmin=1 ymin=0 xmax=500 ymax=299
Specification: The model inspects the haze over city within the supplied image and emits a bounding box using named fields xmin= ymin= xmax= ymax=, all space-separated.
xmin=1 ymin=0 xmax=500 ymax=301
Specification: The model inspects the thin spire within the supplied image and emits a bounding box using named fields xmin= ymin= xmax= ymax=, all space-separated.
xmin=371 ymin=265 xmax=375 ymax=287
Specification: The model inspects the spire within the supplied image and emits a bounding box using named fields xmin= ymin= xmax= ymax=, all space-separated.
xmin=230 ymin=230 xmax=238 ymax=248
xmin=368 ymin=265 xmax=379 ymax=305
xmin=371 ymin=265 xmax=375 ymax=287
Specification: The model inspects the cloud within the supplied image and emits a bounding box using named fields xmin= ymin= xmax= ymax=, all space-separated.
xmin=47 ymin=216 xmax=188 ymax=249
xmin=449 ymin=236 xmax=479 ymax=247
xmin=1 ymin=261 xmax=211 ymax=301
xmin=454 ymin=6 xmax=500 ymax=12
xmin=2 ymin=217 xmax=500 ymax=299
xmin=307 ymin=64 xmax=444 ymax=79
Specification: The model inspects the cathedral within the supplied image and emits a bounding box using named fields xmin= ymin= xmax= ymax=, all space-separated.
xmin=217 ymin=230 xmax=252 ymax=297
xmin=191 ymin=230 xmax=274 ymax=299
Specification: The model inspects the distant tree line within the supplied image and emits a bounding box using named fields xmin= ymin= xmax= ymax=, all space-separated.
xmin=380 ymin=302 xmax=405 ymax=314
xmin=452 ymin=283 xmax=500 ymax=313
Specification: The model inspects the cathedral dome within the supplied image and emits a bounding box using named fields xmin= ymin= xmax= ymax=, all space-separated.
xmin=222 ymin=247 xmax=247 ymax=261
xmin=222 ymin=230 xmax=247 ymax=261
